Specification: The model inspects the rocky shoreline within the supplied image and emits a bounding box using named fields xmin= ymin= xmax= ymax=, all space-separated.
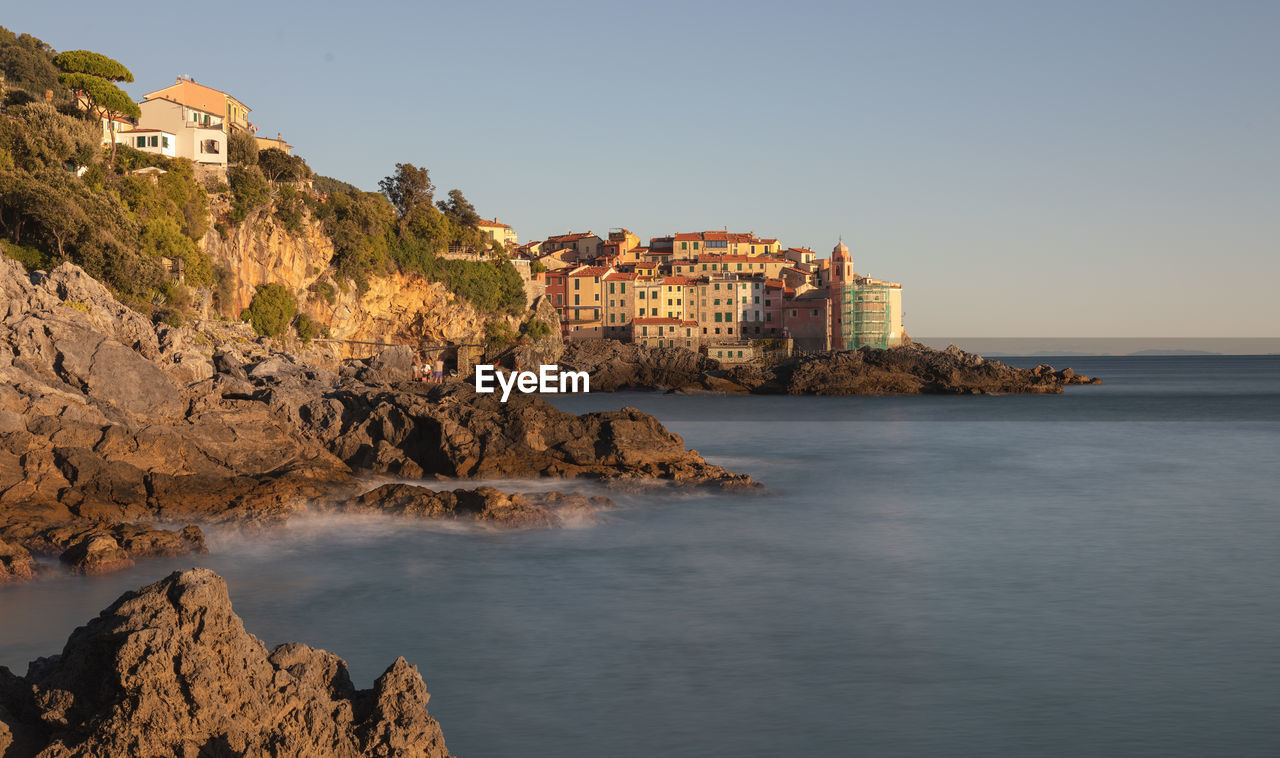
xmin=0 ymin=258 xmax=751 ymax=582
xmin=0 ymin=568 xmax=452 ymax=757
xmin=560 ymin=339 xmax=1100 ymax=395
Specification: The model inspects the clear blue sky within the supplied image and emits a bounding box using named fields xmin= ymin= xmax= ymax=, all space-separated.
xmin=9 ymin=0 xmax=1278 ymax=337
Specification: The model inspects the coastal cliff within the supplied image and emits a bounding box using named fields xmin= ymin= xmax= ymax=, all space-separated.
xmin=200 ymin=206 xmax=486 ymax=356
xmin=0 ymin=568 xmax=452 ymax=757
xmin=0 ymin=257 xmax=751 ymax=581
xmin=560 ymin=339 xmax=1099 ymax=395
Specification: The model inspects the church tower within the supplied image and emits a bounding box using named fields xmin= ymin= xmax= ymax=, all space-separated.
xmin=829 ymin=239 xmax=854 ymax=349
xmin=831 ymin=239 xmax=854 ymax=284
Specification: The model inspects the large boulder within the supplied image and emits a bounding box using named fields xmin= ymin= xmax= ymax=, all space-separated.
xmin=0 ymin=538 xmax=35 ymax=583
xmin=11 ymin=569 xmax=453 ymax=757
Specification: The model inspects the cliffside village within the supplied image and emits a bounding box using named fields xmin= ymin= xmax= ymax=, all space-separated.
xmin=96 ymin=77 xmax=905 ymax=365
xmin=499 ymin=228 xmax=905 ymax=364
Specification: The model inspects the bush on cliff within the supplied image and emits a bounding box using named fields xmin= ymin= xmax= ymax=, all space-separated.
xmin=241 ymin=283 xmax=297 ymax=338
xmin=228 ymin=164 xmax=271 ymax=222
xmin=521 ymin=316 xmax=552 ymax=340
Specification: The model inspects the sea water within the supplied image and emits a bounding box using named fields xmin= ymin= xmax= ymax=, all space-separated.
xmin=2 ymin=355 xmax=1278 ymax=757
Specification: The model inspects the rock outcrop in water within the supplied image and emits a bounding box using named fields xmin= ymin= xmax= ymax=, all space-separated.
xmin=561 ymin=339 xmax=1099 ymax=395
xmin=345 ymin=483 xmax=613 ymax=528
xmin=0 ymin=257 xmax=751 ymax=581
xmin=0 ymin=568 xmax=452 ymax=757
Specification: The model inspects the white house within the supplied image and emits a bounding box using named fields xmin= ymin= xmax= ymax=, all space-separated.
xmin=114 ymin=128 xmax=177 ymax=158
xmin=135 ymin=97 xmax=227 ymax=170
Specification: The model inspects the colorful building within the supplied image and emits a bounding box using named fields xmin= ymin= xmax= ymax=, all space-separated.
xmin=630 ymin=318 xmax=700 ymax=349
xmin=838 ymin=277 xmax=905 ymax=350
xmin=477 ymin=218 xmax=518 ymax=247
xmin=134 ymin=97 xmax=227 ymax=170
xmin=142 ymin=76 xmax=251 ymax=135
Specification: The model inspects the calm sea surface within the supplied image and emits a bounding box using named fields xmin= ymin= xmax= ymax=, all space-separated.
xmin=3 ymin=355 xmax=1279 ymax=757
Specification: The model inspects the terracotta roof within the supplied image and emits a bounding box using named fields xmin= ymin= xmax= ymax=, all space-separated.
xmin=765 ymin=278 xmax=785 ymax=288
xmin=570 ymin=266 xmax=610 ymax=277
xmin=141 ymin=95 xmax=221 ymax=118
xmin=604 ymin=272 xmax=637 ymax=281
xmin=546 ymin=232 xmax=596 ymax=242
xmin=632 ymin=317 xmax=687 ymax=325
xmin=476 ymin=218 xmax=510 ymax=229
xmin=116 ymin=128 xmax=172 ymax=134
xmin=661 ymin=276 xmax=693 ymax=285
xmin=143 ymin=78 xmax=249 ymax=114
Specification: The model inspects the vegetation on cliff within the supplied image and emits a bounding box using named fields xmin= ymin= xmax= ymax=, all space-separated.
xmin=0 ymin=25 xmax=527 ymax=330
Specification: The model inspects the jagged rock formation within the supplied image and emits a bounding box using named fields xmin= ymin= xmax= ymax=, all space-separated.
xmin=560 ymin=340 xmax=718 ymax=391
xmin=561 ymin=340 xmax=1099 ymax=395
xmin=0 ymin=257 xmax=751 ymax=581
xmin=344 ymin=483 xmax=613 ymax=528
xmin=200 ymin=206 xmax=485 ymax=356
xmin=0 ymin=569 xmax=453 ymax=757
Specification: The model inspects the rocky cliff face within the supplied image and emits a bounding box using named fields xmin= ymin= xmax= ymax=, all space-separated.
xmin=200 ymin=208 xmax=485 ymax=356
xmin=0 ymin=257 xmax=751 ymax=581
xmin=0 ymin=569 xmax=453 ymax=757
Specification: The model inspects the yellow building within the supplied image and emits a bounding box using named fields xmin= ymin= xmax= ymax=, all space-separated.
xmin=142 ymin=77 xmax=251 ymax=135
xmin=254 ymin=133 xmax=293 ymax=155
xmin=477 ymin=218 xmax=518 ymax=247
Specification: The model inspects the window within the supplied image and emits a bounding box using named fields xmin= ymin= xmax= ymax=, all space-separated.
xmin=574 ymin=294 xmax=580 ymax=305
xmin=811 ymin=309 xmax=819 ymax=317
xmin=714 ymin=313 xmax=722 ymax=323
xmin=162 ymin=136 xmax=170 ymax=149
xmin=728 ymin=327 xmax=734 ymax=334
xmin=136 ymin=136 xmax=146 ymax=148
xmin=693 ymin=242 xmax=699 ymax=250
xmin=713 ymin=298 xmax=720 ymax=306
xmin=642 ymin=326 xmax=648 ymax=336
xmin=609 ymin=282 xmax=615 ymax=294
xmin=714 ymin=327 xmax=721 ymax=335
xmin=738 ymin=351 xmax=744 ymax=358
xmin=202 ymin=139 xmax=220 ymax=154
xmin=702 ymin=328 xmax=708 ymax=335
xmin=610 ymin=313 xmax=615 ymax=323
xmin=681 ymin=242 xmax=687 ymax=250
xmin=651 ymin=308 xmax=657 ymax=316
xmin=766 ymin=313 xmax=772 ymax=322
xmin=754 ymin=296 xmax=760 ymax=304
xmin=574 ymin=279 xmax=580 ymax=290
xmin=736 ymin=263 xmax=742 ymax=271
xmin=620 ymin=283 xmax=626 ymax=293
xmin=790 ymin=310 xmax=797 ymax=318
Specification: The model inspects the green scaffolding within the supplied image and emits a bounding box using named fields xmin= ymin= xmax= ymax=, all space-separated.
xmin=842 ymin=284 xmax=892 ymax=350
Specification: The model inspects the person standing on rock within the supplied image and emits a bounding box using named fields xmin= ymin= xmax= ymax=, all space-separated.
xmin=434 ymin=355 xmax=445 ymax=383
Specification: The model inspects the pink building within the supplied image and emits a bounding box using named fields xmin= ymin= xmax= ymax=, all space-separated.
xmin=783 ymin=289 xmax=832 ymax=352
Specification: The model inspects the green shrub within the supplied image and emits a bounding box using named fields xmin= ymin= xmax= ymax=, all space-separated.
xmin=240 ymin=283 xmax=296 ymax=338
xmin=0 ymin=239 xmax=53 ymax=271
xmin=521 ymin=317 xmax=552 ymax=340
xmin=273 ymin=185 xmax=304 ymax=234
xmin=484 ymin=319 xmax=516 ymax=349
xmin=308 ymin=278 xmax=336 ymax=305
xmin=293 ymin=312 xmax=326 ymax=343
xmin=228 ymin=164 xmax=270 ymax=222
